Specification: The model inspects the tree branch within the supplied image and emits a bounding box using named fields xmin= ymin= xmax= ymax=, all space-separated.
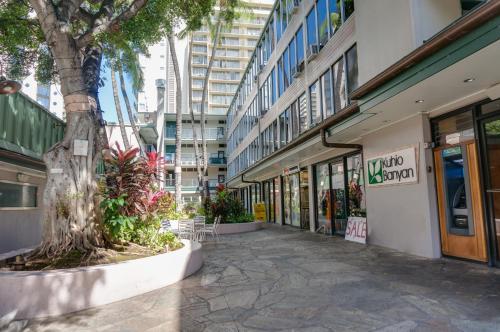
xmin=76 ymin=0 xmax=149 ymax=49
xmin=57 ymin=0 xmax=86 ymax=23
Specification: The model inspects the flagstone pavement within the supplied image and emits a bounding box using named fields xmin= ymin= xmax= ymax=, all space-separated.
xmin=13 ymin=224 xmax=500 ymax=332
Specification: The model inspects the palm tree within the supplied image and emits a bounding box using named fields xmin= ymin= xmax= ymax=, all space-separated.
xmin=110 ymin=68 xmax=130 ymax=150
xmin=168 ymin=34 xmax=183 ymax=210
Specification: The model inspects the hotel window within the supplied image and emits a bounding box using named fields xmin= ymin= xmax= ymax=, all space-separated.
xmin=346 ymin=44 xmax=359 ymax=96
xmin=279 ymin=112 xmax=287 ymax=147
xmin=283 ymin=47 xmax=290 ymax=89
xmin=296 ymin=25 xmax=304 ymax=65
xmin=273 ymin=120 xmax=279 ymax=151
xmin=269 ymin=18 xmax=275 ymax=52
xmin=284 ymin=107 xmax=291 ymax=143
xmin=271 ymin=68 xmax=277 ymax=105
xmin=298 ymin=93 xmax=308 ymax=133
xmin=289 ymin=37 xmax=296 ymax=81
xmin=332 ymin=57 xmax=347 ymax=111
xmin=280 ymin=0 xmax=288 ymax=35
xmin=309 ymin=80 xmax=321 ymax=125
xmin=328 ymin=0 xmax=341 ymax=35
xmin=276 ymin=5 xmax=282 ymax=42
xmin=291 ymin=100 xmax=300 ymax=140
xmin=321 ymin=69 xmax=334 ymax=118
xmin=277 ymin=58 xmax=284 ymax=97
xmin=344 ymin=0 xmax=355 ymax=20
xmin=306 ymin=9 xmax=317 ymax=49
xmin=317 ymin=0 xmax=328 ymax=47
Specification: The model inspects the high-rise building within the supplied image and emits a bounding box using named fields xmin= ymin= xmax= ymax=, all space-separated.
xmin=136 ymin=0 xmax=273 ymax=203
xmin=21 ymin=72 xmax=65 ymax=119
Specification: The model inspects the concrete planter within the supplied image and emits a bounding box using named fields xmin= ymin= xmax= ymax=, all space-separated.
xmin=217 ymin=221 xmax=263 ymax=235
xmin=0 ymin=240 xmax=202 ymax=320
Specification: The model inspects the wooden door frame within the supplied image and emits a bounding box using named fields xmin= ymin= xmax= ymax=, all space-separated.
xmin=433 ymin=141 xmax=488 ymax=262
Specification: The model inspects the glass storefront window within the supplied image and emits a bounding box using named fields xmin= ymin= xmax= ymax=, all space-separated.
xmin=290 ymin=173 xmax=301 ymax=227
xmin=274 ymin=177 xmax=281 ymax=224
xmin=316 ymin=164 xmax=331 ymax=233
xmin=347 ymin=154 xmax=366 ymax=217
xmin=331 ymin=161 xmax=347 ymax=235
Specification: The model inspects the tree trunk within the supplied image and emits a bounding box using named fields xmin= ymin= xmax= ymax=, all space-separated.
xmin=27 ymin=1 xmax=106 ymax=257
xmin=200 ymin=18 xmax=222 ymax=198
xmin=117 ymin=62 xmax=142 ymax=152
xmin=187 ymin=35 xmax=204 ymax=193
xmin=168 ymin=34 xmax=183 ymax=210
xmin=111 ymin=69 xmax=130 ymax=150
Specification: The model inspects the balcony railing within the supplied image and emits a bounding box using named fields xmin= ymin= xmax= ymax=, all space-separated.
xmin=209 ymin=157 xmax=227 ymax=165
xmin=165 ymin=179 xmax=220 ymax=190
xmin=165 ymin=153 xmax=226 ymax=166
xmin=165 ymin=128 xmax=225 ymax=140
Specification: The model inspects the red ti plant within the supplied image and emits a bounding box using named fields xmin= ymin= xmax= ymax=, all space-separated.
xmin=104 ymin=144 xmax=157 ymax=216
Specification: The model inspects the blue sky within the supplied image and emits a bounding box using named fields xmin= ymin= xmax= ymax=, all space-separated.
xmin=99 ymin=60 xmax=137 ymax=124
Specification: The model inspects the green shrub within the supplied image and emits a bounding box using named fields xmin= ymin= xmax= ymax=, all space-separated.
xmin=202 ymin=184 xmax=254 ymax=224
xmin=100 ymin=195 xmax=137 ymax=242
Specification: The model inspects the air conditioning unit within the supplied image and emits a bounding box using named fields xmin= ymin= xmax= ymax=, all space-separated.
xmin=306 ymin=45 xmax=319 ymax=62
xmin=259 ymin=64 xmax=266 ymax=72
xmin=237 ymin=105 xmax=242 ymax=111
xmin=253 ymin=74 xmax=258 ymax=83
xmin=290 ymin=66 xmax=297 ymax=78
xmin=293 ymin=60 xmax=305 ymax=78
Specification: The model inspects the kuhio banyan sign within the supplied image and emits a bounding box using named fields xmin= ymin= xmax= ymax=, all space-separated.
xmin=366 ymin=146 xmax=418 ymax=187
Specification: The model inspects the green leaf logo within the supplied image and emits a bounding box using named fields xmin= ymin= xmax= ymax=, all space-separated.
xmin=368 ymin=158 xmax=383 ymax=184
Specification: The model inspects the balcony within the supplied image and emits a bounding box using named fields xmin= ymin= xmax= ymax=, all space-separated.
xmin=165 ymin=153 xmax=226 ymax=167
xmin=164 ymin=128 xmax=225 ymax=140
xmin=209 ymin=157 xmax=227 ymax=165
xmin=164 ymin=179 xmax=220 ymax=192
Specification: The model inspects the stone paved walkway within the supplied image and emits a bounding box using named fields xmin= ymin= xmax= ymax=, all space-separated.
xmin=19 ymin=225 xmax=500 ymax=331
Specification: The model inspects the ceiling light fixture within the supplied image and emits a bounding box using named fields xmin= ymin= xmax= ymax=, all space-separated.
xmin=415 ymin=100 xmax=424 ymax=104
xmin=463 ymin=78 xmax=475 ymax=83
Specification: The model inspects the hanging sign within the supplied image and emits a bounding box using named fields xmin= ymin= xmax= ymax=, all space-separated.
xmin=253 ymin=202 xmax=266 ymax=221
xmin=366 ymin=146 xmax=418 ymax=187
xmin=345 ymin=216 xmax=367 ymax=244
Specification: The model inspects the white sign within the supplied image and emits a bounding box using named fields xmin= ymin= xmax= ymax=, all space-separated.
xmin=366 ymin=146 xmax=418 ymax=187
xmin=73 ymin=139 xmax=89 ymax=156
xmin=345 ymin=217 xmax=367 ymax=244
xmin=445 ymin=133 xmax=460 ymax=145
xmin=50 ymin=168 xmax=63 ymax=174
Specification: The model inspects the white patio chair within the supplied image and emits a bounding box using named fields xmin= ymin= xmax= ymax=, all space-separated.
xmin=201 ymin=215 xmax=220 ymax=241
xmin=193 ymin=216 xmax=206 ymax=242
xmin=178 ymin=219 xmax=194 ymax=241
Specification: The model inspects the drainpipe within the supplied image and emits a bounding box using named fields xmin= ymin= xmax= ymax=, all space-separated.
xmin=320 ymin=128 xmax=362 ymax=150
xmin=242 ymin=174 xmax=262 ymax=201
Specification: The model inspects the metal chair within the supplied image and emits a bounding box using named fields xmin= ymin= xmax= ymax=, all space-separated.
xmin=178 ymin=219 xmax=194 ymax=241
xmin=193 ymin=216 xmax=206 ymax=242
xmin=201 ymin=215 xmax=220 ymax=241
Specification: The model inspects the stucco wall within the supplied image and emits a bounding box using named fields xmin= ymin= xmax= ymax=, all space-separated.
xmin=0 ymin=165 xmax=45 ymax=253
xmin=361 ymin=114 xmax=441 ymax=258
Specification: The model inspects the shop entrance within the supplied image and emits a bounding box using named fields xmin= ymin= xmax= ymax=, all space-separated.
xmin=479 ymin=113 xmax=500 ymax=264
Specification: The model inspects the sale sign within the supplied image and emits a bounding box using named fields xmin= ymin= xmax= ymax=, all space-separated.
xmin=345 ymin=217 xmax=367 ymax=244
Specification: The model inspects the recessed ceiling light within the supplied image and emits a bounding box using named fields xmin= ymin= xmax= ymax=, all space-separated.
xmin=415 ymin=100 xmax=424 ymax=104
xmin=463 ymin=78 xmax=475 ymax=83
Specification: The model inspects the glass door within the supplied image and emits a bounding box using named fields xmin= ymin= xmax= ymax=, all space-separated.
xmin=315 ymin=163 xmax=332 ymax=234
xmin=290 ymin=173 xmax=301 ymax=227
xmin=284 ymin=175 xmax=291 ymax=225
xmin=331 ymin=160 xmax=347 ymax=235
xmin=480 ymin=114 xmax=500 ymax=263
xmin=299 ymin=169 xmax=310 ymax=230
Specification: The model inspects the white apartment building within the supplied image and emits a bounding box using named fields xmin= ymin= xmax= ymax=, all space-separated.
xmin=225 ymin=0 xmax=500 ymax=267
